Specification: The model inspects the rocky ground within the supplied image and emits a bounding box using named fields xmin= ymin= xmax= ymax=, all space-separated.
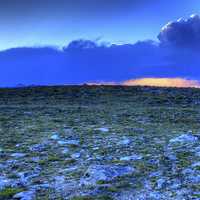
xmin=0 ymin=85 xmax=200 ymax=200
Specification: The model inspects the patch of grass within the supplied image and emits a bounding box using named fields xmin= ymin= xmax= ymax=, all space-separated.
xmin=96 ymin=180 xmax=111 ymax=185
xmin=71 ymin=196 xmax=95 ymax=200
xmin=0 ymin=188 xmax=23 ymax=199
xmin=191 ymin=194 xmax=200 ymax=198
xmin=38 ymin=159 xmax=47 ymax=166
xmin=97 ymin=195 xmax=114 ymax=200
xmin=107 ymin=186 xmax=118 ymax=192
xmin=64 ymin=158 xmax=76 ymax=165
xmin=47 ymin=155 xmax=63 ymax=162
xmin=176 ymin=151 xmax=192 ymax=168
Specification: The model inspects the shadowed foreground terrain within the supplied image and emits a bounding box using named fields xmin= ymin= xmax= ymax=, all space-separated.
xmin=1 ymin=85 xmax=200 ymax=200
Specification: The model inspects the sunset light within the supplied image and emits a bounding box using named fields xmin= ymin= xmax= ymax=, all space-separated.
xmin=123 ymin=78 xmax=200 ymax=88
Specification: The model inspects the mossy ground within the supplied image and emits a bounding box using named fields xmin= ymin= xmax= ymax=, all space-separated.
xmin=0 ymin=85 xmax=200 ymax=199
xmin=0 ymin=187 xmax=23 ymax=200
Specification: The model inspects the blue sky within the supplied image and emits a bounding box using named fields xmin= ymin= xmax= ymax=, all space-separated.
xmin=0 ymin=0 xmax=199 ymax=50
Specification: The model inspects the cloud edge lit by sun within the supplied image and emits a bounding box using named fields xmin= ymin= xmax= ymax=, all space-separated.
xmin=87 ymin=78 xmax=200 ymax=88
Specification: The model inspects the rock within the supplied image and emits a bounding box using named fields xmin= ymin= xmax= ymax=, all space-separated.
xmin=148 ymin=191 xmax=163 ymax=200
xmin=58 ymin=139 xmax=81 ymax=146
xmin=118 ymin=137 xmax=131 ymax=146
xmin=186 ymin=174 xmax=200 ymax=185
xmin=149 ymin=171 xmax=163 ymax=178
xmin=13 ymin=190 xmax=35 ymax=200
xmin=95 ymin=127 xmax=109 ymax=132
xmin=0 ymin=176 xmax=11 ymax=190
xmin=54 ymin=176 xmax=66 ymax=185
xmin=53 ymin=176 xmax=78 ymax=192
xmin=11 ymin=153 xmax=26 ymax=158
xmin=120 ymin=154 xmax=143 ymax=161
xmin=65 ymin=140 xmax=80 ymax=146
xmin=175 ymin=188 xmax=191 ymax=197
xmin=169 ymin=134 xmax=198 ymax=145
xmin=30 ymin=183 xmax=50 ymax=190
xmin=0 ymin=164 xmax=5 ymax=170
xmin=71 ymin=152 xmax=81 ymax=159
xmin=80 ymin=164 xmax=135 ymax=186
xmin=192 ymin=161 xmax=200 ymax=168
xmin=62 ymin=148 xmax=69 ymax=154
xmin=169 ymin=179 xmax=182 ymax=190
xmin=50 ymin=134 xmax=60 ymax=140
xmin=93 ymin=147 xmax=99 ymax=150
xmin=194 ymin=146 xmax=200 ymax=157
xmin=6 ymin=159 xmax=18 ymax=167
xmin=53 ymin=179 xmax=79 ymax=195
xmin=30 ymin=157 xmax=40 ymax=163
xmin=156 ymin=178 xmax=166 ymax=190
xmin=182 ymin=167 xmax=200 ymax=184
xmin=29 ymin=143 xmax=46 ymax=152
xmin=58 ymin=140 xmax=68 ymax=145
xmin=23 ymin=111 xmax=33 ymax=115
xmin=61 ymin=166 xmax=78 ymax=173
xmin=17 ymin=168 xmax=41 ymax=186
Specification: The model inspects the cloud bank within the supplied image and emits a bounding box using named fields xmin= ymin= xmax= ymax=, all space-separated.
xmin=1 ymin=14 xmax=200 ymax=87
xmin=158 ymin=14 xmax=200 ymax=49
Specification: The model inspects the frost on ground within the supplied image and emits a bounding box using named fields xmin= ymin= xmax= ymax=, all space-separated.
xmin=0 ymin=85 xmax=200 ymax=199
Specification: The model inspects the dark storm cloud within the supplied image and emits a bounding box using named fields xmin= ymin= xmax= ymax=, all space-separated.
xmin=158 ymin=14 xmax=200 ymax=49
xmin=0 ymin=0 xmax=156 ymax=18
xmin=1 ymin=14 xmax=200 ymax=87
xmin=0 ymin=39 xmax=200 ymax=87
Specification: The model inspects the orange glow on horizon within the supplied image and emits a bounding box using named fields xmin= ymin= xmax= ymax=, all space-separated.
xmin=123 ymin=78 xmax=200 ymax=88
xmin=87 ymin=78 xmax=200 ymax=88
xmin=86 ymin=82 xmax=116 ymax=85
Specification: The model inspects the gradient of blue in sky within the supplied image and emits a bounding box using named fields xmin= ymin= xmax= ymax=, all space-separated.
xmin=0 ymin=0 xmax=199 ymax=50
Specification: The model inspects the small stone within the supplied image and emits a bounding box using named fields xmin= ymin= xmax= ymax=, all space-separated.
xmin=149 ymin=191 xmax=162 ymax=199
xmin=0 ymin=176 xmax=11 ymax=190
xmin=169 ymin=134 xmax=198 ymax=144
xmin=62 ymin=148 xmax=69 ymax=154
xmin=169 ymin=179 xmax=182 ymax=190
xmin=58 ymin=140 xmax=68 ymax=145
xmin=24 ymin=111 xmax=32 ymax=115
xmin=17 ymin=168 xmax=41 ymax=186
xmin=118 ymin=137 xmax=131 ymax=146
xmin=95 ymin=127 xmax=109 ymax=132
xmin=13 ymin=190 xmax=35 ymax=200
xmin=54 ymin=176 xmax=66 ymax=184
xmin=65 ymin=140 xmax=80 ymax=146
xmin=192 ymin=161 xmax=200 ymax=168
xmin=80 ymin=164 xmax=135 ymax=186
xmin=11 ymin=153 xmax=26 ymax=158
xmin=29 ymin=143 xmax=46 ymax=152
xmin=61 ymin=166 xmax=78 ymax=173
xmin=156 ymin=178 xmax=166 ymax=189
xmin=120 ymin=154 xmax=143 ymax=161
xmin=30 ymin=157 xmax=40 ymax=162
xmin=0 ymin=164 xmax=5 ymax=170
xmin=30 ymin=183 xmax=50 ymax=190
xmin=71 ymin=152 xmax=81 ymax=159
xmin=50 ymin=134 xmax=59 ymax=140
xmin=195 ymin=146 xmax=200 ymax=157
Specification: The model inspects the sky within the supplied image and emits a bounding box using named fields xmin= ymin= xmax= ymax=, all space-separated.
xmin=0 ymin=0 xmax=200 ymax=50
xmin=1 ymin=0 xmax=200 ymax=87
